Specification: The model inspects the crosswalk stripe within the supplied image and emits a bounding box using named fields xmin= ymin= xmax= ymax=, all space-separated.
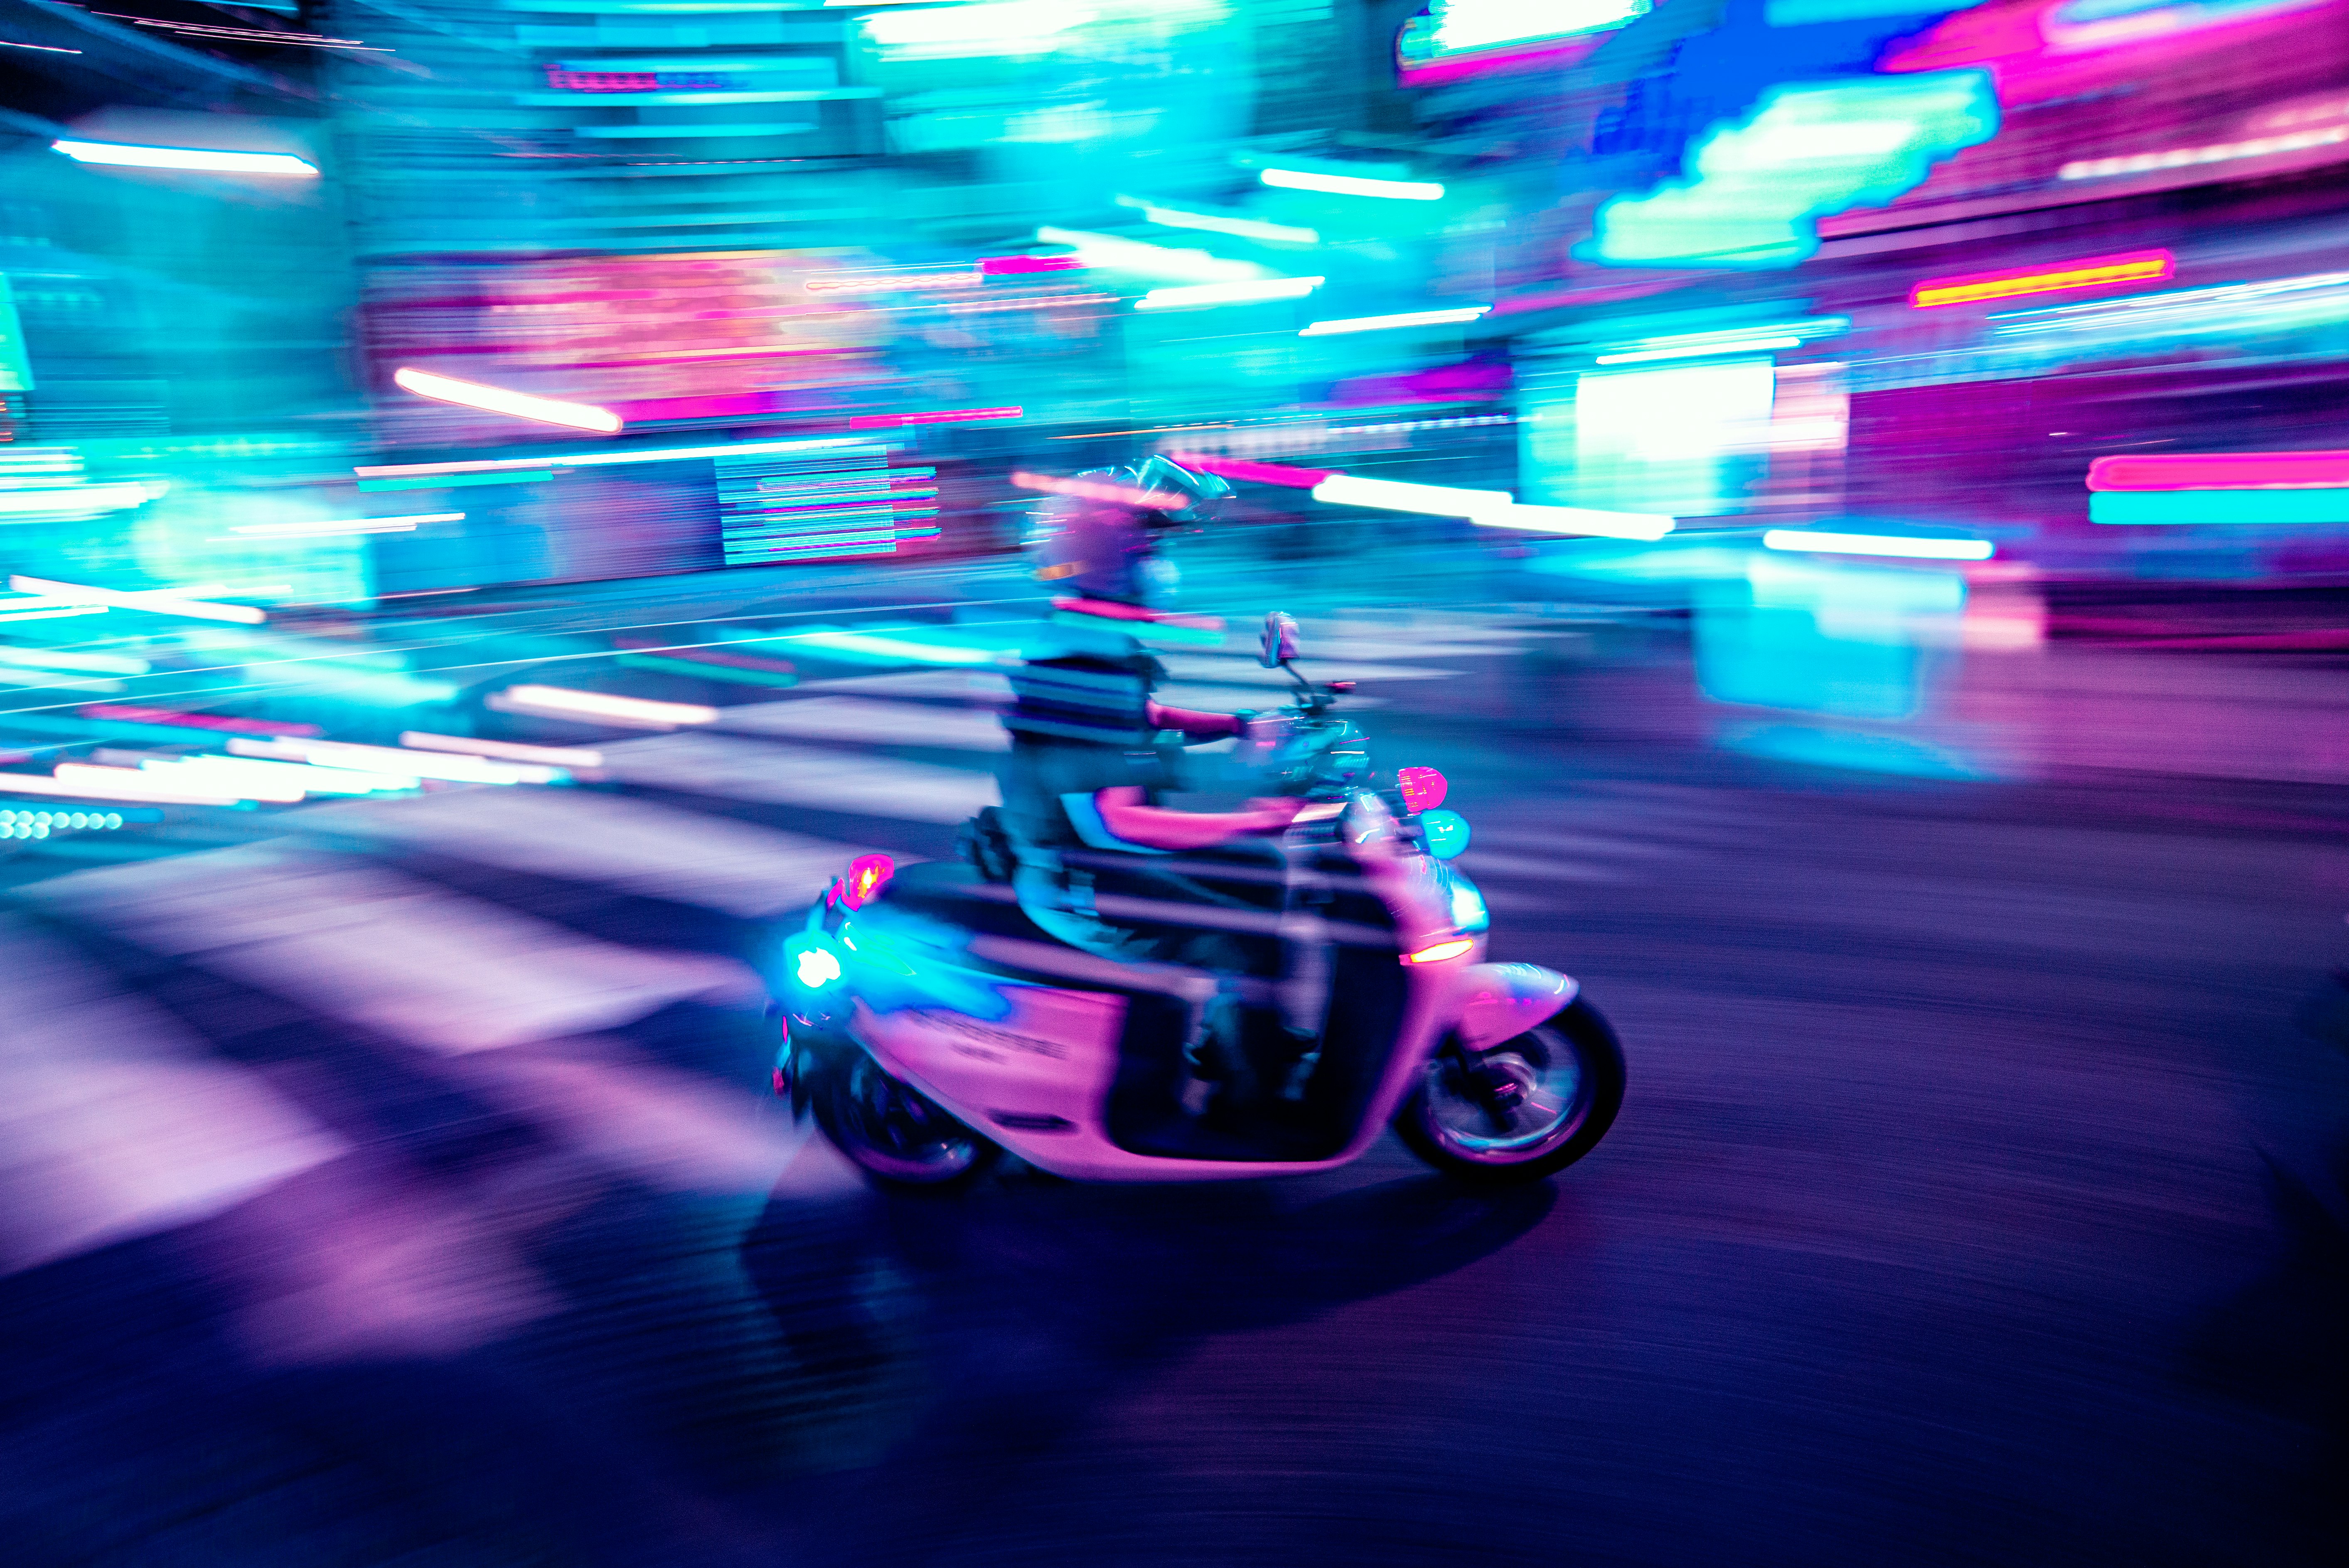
xmin=598 ymin=731 xmax=1000 ymax=823
xmin=0 ymin=914 xmax=349 ymax=1275
xmin=22 ymin=846 xmax=759 ymax=1054
xmin=717 ymin=695 xmax=1008 ymax=751
xmin=292 ymin=787 xmax=868 ymax=917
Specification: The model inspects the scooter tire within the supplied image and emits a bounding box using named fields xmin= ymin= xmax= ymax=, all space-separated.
xmin=812 ymin=1055 xmax=1001 ymax=1190
xmin=1394 ymin=998 xmax=1626 ymax=1185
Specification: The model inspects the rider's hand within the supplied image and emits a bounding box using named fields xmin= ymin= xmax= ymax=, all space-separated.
xmin=1242 ymin=796 xmax=1307 ymax=833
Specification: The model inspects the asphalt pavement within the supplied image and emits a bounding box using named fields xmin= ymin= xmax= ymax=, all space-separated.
xmin=2 ymin=578 xmax=2345 ymax=1568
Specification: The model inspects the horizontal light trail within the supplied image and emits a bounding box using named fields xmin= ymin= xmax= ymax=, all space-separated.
xmin=0 ymin=604 xmax=110 ymax=624
xmin=1010 ymin=471 xmax=1189 ymax=509
xmin=142 ymin=756 xmax=410 ymax=799
xmin=393 ymin=368 xmax=622 ymax=434
xmin=1592 ymin=317 xmax=1847 ymax=364
xmin=0 ymin=668 xmax=121 ymax=692
xmin=1035 ymin=227 xmax=1271 ymax=284
xmin=0 ymin=482 xmax=156 ymax=514
xmin=803 ymin=269 xmax=983 ymax=294
xmin=230 ymin=512 xmax=461 ymax=538
xmin=486 ymin=685 xmax=720 ymax=729
xmin=1594 ymin=336 xmax=1798 ymax=364
xmin=847 ymin=405 xmax=1021 ymax=428
xmin=1474 ymin=504 xmax=1675 ymax=541
xmin=9 ymin=765 xmax=242 ymax=806
xmin=400 ymin=732 xmax=606 ymax=769
xmin=785 ymin=629 xmax=1007 ymax=667
xmin=1311 ymin=475 xmax=1511 ymax=519
xmin=1114 ymin=197 xmax=1319 ymax=245
xmin=79 ymin=705 xmax=320 ymax=737
xmin=1159 ymin=452 xmax=1332 ymax=489
xmin=53 ymin=139 xmax=317 ymax=177
xmin=1910 ymin=249 xmax=2174 ymax=309
xmin=93 ymin=12 xmax=386 ymax=49
xmin=1136 ymin=277 xmax=1323 ymax=311
xmin=9 ymin=574 xmax=266 ymax=624
xmin=977 ymin=253 xmax=1085 ymax=274
xmin=1761 ymin=529 xmax=1993 ymax=560
xmin=2086 ymin=450 xmax=2349 ymax=491
xmin=226 ymin=735 xmax=563 ymax=784
xmin=1300 ymin=305 xmax=1488 ymax=336
xmin=1260 ymin=167 xmax=1444 ymax=200
xmin=2061 ymin=125 xmax=2349 ymax=182
xmin=0 ymin=646 xmax=149 ymax=675
xmin=721 ymin=696 xmax=1010 ymax=751
xmin=1 ymin=39 xmax=80 ymax=53
xmin=2089 ymin=489 xmax=2349 ymax=525
xmin=355 ymin=436 xmax=866 ymax=481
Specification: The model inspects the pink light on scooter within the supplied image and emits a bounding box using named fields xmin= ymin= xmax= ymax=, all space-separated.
xmin=1397 ymin=766 xmax=1447 ymax=813
xmin=1401 ymin=937 xmax=1476 ymax=966
xmin=842 ymin=853 xmax=895 ymax=911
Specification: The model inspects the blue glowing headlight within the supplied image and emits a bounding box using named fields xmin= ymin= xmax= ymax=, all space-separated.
xmin=1421 ymin=808 xmax=1470 ymax=859
xmin=1440 ymin=865 xmax=1489 ymax=934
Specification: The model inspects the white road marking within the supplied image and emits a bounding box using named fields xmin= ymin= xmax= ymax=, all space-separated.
xmin=0 ymin=915 xmax=348 ymax=1275
xmin=23 ymin=845 xmax=758 ymax=1054
xmin=598 ymin=731 xmax=1000 ymax=823
xmin=294 ymin=787 xmax=869 ymax=917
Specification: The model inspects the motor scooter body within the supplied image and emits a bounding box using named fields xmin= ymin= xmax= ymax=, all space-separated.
xmin=773 ymin=793 xmax=1589 ymax=1183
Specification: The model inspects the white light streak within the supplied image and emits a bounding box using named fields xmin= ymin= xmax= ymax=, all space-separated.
xmin=485 ymin=685 xmax=720 ymax=729
xmin=1475 ymin=504 xmax=1676 ymax=541
xmin=1299 ymin=306 xmax=1490 ymax=336
xmin=1596 ymin=336 xmax=1800 ymax=364
xmin=1114 ymin=196 xmax=1319 ymax=245
xmin=1261 ymin=167 xmax=1444 ymax=201
xmin=1311 ymin=475 xmax=1513 ymax=519
xmin=0 ymin=482 xmax=159 ymax=515
xmin=354 ymin=437 xmax=865 ymax=481
xmin=20 ymin=766 xmax=243 ymax=806
xmin=400 ymin=732 xmax=606 ymax=769
xmin=52 ymin=140 xmax=318 ymax=177
xmin=2060 ymin=125 xmax=2349 ymax=182
xmin=0 ymin=645 xmax=149 ymax=675
xmin=229 ymin=512 xmax=462 ymax=538
xmin=1761 ymin=529 xmax=1993 ymax=561
xmin=393 ymin=368 xmax=622 ymax=435
xmin=9 ymin=575 xmax=266 ymax=624
xmin=1034 ymin=227 xmax=1270 ymax=284
xmin=1135 ymin=277 xmax=1323 ymax=311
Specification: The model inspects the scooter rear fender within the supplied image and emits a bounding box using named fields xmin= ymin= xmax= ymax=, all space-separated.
xmin=1452 ymin=962 xmax=1578 ymax=1053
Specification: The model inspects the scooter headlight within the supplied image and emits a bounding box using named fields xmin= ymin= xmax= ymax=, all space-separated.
xmin=1440 ymin=865 xmax=1489 ymax=934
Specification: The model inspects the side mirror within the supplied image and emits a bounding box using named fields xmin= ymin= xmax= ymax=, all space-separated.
xmin=1259 ymin=611 xmax=1301 ymax=669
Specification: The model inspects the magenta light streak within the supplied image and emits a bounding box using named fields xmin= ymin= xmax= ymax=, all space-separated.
xmin=2087 ymin=450 xmax=2349 ymax=491
xmin=1396 ymin=35 xmax=1607 ymax=88
xmin=979 ymin=254 xmax=1085 ymax=275
xmin=1158 ymin=452 xmax=1333 ymax=489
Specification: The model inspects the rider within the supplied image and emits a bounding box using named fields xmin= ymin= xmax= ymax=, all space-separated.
xmin=994 ymin=455 xmax=1305 ymax=1115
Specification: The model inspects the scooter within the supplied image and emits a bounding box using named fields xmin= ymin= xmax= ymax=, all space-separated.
xmin=767 ymin=612 xmax=1626 ymax=1187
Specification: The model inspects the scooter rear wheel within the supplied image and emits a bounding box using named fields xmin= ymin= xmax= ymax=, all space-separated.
xmin=814 ymin=1055 xmax=1000 ymax=1188
xmin=1395 ymin=999 xmax=1626 ymax=1184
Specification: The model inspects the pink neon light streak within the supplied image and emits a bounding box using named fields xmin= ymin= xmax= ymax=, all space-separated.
xmin=1157 ymin=452 xmax=1332 ymax=489
xmin=2088 ymin=450 xmax=2349 ymax=491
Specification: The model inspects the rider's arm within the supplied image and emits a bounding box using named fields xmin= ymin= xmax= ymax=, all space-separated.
xmin=1093 ymin=785 xmax=1301 ymax=850
xmin=1144 ymin=700 xmax=1245 ymax=741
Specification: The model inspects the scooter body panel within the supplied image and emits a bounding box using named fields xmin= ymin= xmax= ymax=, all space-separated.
xmin=1453 ymin=962 xmax=1579 ymax=1053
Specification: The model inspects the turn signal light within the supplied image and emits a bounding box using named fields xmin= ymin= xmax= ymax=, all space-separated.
xmin=1401 ymin=937 xmax=1475 ymax=966
xmin=1397 ymin=765 xmax=1447 ymax=813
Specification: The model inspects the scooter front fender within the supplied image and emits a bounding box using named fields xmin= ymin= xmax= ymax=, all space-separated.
xmin=1452 ymin=962 xmax=1578 ymax=1053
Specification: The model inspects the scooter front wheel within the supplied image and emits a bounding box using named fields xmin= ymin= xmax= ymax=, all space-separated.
xmin=814 ymin=1054 xmax=1000 ymax=1189
xmin=1395 ymin=999 xmax=1626 ymax=1184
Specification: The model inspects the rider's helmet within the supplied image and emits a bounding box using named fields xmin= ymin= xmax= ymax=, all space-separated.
xmin=1028 ymin=454 xmax=1232 ymax=607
